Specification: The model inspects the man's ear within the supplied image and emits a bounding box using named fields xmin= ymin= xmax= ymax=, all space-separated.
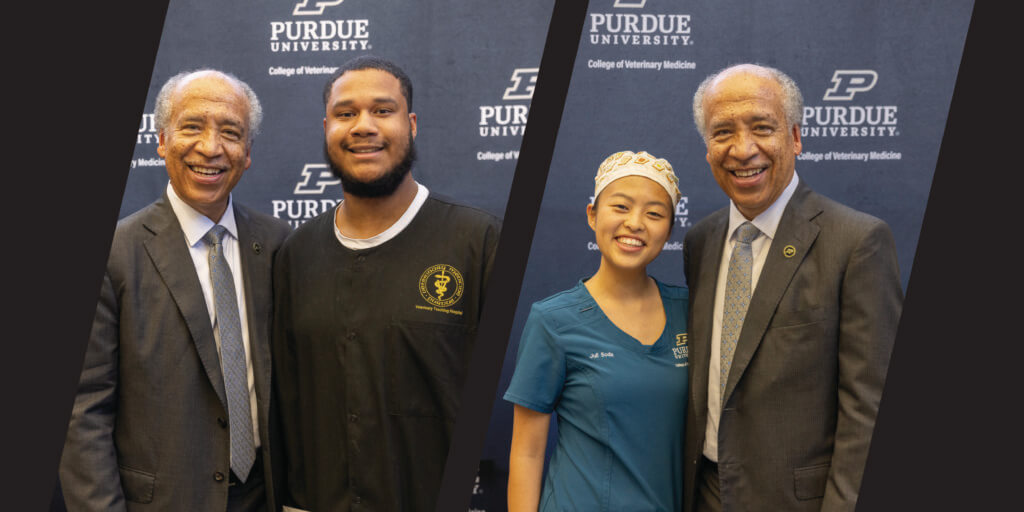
xmin=244 ymin=140 xmax=253 ymax=171
xmin=156 ymin=131 xmax=166 ymax=158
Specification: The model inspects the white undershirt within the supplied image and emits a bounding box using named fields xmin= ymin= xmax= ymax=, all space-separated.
xmin=166 ymin=182 xmax=260 ymax=449
xmin=333 ymin=182 xmax=429 ymax=249
xmin=703 ymin=172 xmax=799 ymax=462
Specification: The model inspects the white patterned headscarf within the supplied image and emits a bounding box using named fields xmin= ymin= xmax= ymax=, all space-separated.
xmin=593 ymin=150 xmax=681 ymax=206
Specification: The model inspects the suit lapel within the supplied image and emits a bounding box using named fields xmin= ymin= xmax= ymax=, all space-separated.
xmin=235 ymin=205 xmax=273 ymax=435
xmin=691 ymin=211 xmax=729 ymax=422
xmin=142 ymin=196 xmax=228 ymax=409
xmin=722 ymin=183 xmax=822 ymax=403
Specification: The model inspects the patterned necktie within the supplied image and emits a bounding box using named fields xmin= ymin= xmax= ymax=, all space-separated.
xmin=721 ymin=221 xmax=760 ymax=404
xmin=203 ymin=225 xmax=256 ymax=482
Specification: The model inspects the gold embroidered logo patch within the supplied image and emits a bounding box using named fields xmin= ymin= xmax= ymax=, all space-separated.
xmin=673 ymin=332 xmax=689 ymax=365
xmin=418 ymin=264 xmax=465 ymax=308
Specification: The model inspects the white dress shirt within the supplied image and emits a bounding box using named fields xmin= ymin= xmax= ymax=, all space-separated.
xmin=703 ymin=172 xmax=800 ymax=462
xmin=166 ymin=182 xmax=260 ymax=449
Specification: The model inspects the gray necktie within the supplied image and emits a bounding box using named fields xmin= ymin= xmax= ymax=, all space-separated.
xmin=721 ymin=221 xmax=760 ymax=403
xmin=203 ymin=225 xmax=256 ymax=482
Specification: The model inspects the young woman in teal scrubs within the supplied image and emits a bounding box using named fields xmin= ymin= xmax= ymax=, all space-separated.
xmin=505 ymin=151 xmax=689 ymax=512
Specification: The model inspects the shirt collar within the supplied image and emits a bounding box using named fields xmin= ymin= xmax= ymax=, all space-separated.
xmin=727 ymin=170 xmax=799 ymax=242
xmin=334 ymin=182 xmax=429 ymax=248
xmin=166 ymin=181 xmax=238 ymax=247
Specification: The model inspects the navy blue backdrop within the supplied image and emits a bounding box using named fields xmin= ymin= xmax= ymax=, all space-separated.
xmin=123 ymin=0 xmax=554 ymax=225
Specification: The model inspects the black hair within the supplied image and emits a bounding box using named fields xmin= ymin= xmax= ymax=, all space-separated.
xmin=322 ymin=55 xmax=414 ymax=111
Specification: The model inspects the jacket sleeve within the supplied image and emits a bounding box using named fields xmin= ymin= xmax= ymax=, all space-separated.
xmin=479 ymin=218 xmax=501 ymax=312
xmin=59 ymin=270 xmax=128 ymax=512
xmin=270 ymin=243 xmax=310 ymax=510
xmin=822 ymin=220 xmax=902 ymax=512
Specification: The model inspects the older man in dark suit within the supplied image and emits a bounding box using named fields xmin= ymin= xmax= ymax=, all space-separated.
xmin=682 ymin=64 xmax=903 ymax=512
xmin=59 ymin=70 xmax=290 ymax=511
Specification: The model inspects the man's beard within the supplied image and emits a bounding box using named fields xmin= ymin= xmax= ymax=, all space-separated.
xmin=324 ymin=135 xmax=417 ymax=198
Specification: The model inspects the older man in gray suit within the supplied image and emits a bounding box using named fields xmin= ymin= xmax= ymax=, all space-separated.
xmin=682 ymin=64 xmax=903 ymax=512
xmin=59 ymin=70 xmax=290 ymax=511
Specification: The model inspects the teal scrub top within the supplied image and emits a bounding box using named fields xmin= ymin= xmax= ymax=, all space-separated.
xmin=505 ymin=279 xmax=690 ymax=512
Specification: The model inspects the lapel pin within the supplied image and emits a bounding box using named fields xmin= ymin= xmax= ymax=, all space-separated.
xmin=252 ymin=242 xmax=263 ymax=255
xmin=783 ymin=245 xmax=796 ymax=258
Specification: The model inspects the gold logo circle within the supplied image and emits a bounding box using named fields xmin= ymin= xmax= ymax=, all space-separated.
xmin=783 ymin=245 xmax=796 ymax=258
xmin=418 ymin=264 xmax=465 ymax=308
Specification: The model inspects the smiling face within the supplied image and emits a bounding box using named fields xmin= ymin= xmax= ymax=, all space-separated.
xmin=323 ymin=68 xmax=417 ymax=197
xmin=702 ymin=70 xmax=801 ymax=219
xmin=587 ymin=175 xmax=674 ymax=273
xmin=157 ymin=73 xmax=252 ymax=222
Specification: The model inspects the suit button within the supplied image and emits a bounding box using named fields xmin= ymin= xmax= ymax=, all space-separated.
xmin=353 ymin=496 xmax=362 ymax=505
xmin=349 ymin=413 xmax=358 ymax=423
xmin=217 ymin=417 xmax=228 ymax=428
xmin=214 ymin=471 xmax=225 ymax=482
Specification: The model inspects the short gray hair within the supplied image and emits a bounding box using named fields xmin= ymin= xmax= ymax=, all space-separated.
xmin=153 ymin=69 xmax=263 ymax=142
xmin=692 ymin=63 xmax=803 ymax=141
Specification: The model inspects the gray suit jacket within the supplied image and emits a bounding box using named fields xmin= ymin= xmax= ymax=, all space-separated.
xmin=682 ymin=182 xmax=902 ymax=512
xmin=59 ymin=193 xmax=291 ymax=511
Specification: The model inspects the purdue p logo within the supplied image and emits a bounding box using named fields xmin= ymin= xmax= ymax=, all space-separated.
xmin=419 ymin=264 xmax=465 ymax=308
xmin=293 ymin=164 xmax=341 ymax=194
xmin=293 ymin=0 xmax=345 ymax=16
xmin=823 ymin=70 xmax=878 ymax=101
xmin=673 ymin=332 xmax=689 ymax=365
xmin=502 ymin=68 xmax=540 ymax=101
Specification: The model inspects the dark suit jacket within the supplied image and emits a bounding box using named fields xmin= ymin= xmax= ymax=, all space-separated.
xmin=59 ymin=193 xmax=291 ymax=511
xmin=682 ymin=182 xmax=902 ymax=512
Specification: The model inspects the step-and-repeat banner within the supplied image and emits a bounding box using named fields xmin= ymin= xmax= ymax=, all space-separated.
xmin=124 ymin=0 xmax=552 ymax=224
xmin=119 ymin=1 xmax=972 ymax=511
xmin=477 ymin=1 xmax=972 ymax=510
